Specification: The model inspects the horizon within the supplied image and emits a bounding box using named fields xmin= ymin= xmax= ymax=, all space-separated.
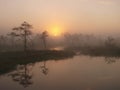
xmin=0 ymin=0 xmax=120 ymax=35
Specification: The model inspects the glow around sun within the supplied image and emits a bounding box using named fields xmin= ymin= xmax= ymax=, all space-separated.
xmin=49 ymin=26 xmax=62 ymax=36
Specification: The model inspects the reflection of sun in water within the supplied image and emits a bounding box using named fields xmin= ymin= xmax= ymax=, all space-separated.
xmin=50 ymin=26 xmax=62 ymax=36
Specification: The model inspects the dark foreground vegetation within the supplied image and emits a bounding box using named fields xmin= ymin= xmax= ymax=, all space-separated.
xmin=0 ymin=50 xmax=75 ymax=75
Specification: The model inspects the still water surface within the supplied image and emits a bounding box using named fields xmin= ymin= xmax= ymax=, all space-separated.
xmin=0 ymin=55 xmax=120 ymax=90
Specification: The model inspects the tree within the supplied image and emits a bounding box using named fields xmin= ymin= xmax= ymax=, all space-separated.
xmin=105 ymin=36 xmax=115 ymax=48
xmin=7 ymin=32 xmax=18 ymax=50
xmin=41 ymin=31 xmax=48 ymax=49
xmin=12 ymin=21 xmax=32 ymax=52
xmin=0 ymin=35 xmax=8 ymax=52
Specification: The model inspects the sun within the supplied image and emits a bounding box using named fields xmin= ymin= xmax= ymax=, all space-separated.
xmin=50 ymin=26 xmax=62 ymax=36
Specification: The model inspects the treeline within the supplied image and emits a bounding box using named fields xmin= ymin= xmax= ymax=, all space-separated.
xmin=64 ymin=33 xmax=120 ymax=56
xmin=1 ymin=21 xmax=120 ymax=55
xmin=0 ymin=21 xmax=63 ymax=52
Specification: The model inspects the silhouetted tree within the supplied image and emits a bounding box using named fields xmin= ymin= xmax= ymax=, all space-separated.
xmin=105 ymin=36 xmax=116 ymax=48
xmin=7 ymin=32 xmax=18 ymax=50
xmin=0 ymin=35 xmax=8 ymax=52
xmin=12 ymin=21 xmax=32 ymax=51
xmin=64 ymin=33 xmax=72 ymax=47
xmin=41 ymin=31 xmax=48 ymax=49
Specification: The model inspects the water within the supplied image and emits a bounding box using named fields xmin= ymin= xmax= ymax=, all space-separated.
xmin=0 ymin=55 xmax=120 ymax=90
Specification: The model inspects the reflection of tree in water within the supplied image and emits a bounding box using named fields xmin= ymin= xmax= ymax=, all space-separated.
xmin=40 ymin=61 xmax=49 ymax=75
xmin=105 ymin=57 xmax=118 ymax=64
xmin=9 ymin=64 xmax=33 ymax=88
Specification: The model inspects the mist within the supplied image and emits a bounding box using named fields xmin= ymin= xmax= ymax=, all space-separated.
xmin=1 ymin=24 xmax=120 ymax=54
xmin=1 ymin=0 xmax=120 ymax=90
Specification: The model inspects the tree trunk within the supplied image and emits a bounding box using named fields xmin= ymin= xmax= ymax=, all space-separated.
xmin=43 ymin=38 xmax=46 ymax=49
xmin=24 ymin=30 xmax=27 ymax=52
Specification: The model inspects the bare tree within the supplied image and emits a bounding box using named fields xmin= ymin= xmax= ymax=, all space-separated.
xmin=0 ymin=35 xmax=8 ymax=52
xmin=7 ymin=32 xmax=19 ymax=50
xmin=105 ymin=36 xmax=116 ymax=48
xmin=41 ymin=31 xmax=48 ymax=49
xmin=12 ymin=21 xmax=32 ymax=52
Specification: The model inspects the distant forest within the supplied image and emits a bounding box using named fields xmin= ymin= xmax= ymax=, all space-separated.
xmin=1 ymin=21 xmax=120 ymax=54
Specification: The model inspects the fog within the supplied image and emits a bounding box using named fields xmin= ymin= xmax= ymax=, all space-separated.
xmin=1 ymin=25 xmax=120 ymax=53
xmin=1 ymin=1 xmax=120 ymax=90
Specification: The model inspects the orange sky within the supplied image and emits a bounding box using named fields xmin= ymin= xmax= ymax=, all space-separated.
xmin=0 ymin=0 xmax=120 ymax=34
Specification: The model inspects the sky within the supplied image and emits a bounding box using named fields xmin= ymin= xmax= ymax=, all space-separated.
xmin=0 ymin=0 xmax=120 ymax=35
